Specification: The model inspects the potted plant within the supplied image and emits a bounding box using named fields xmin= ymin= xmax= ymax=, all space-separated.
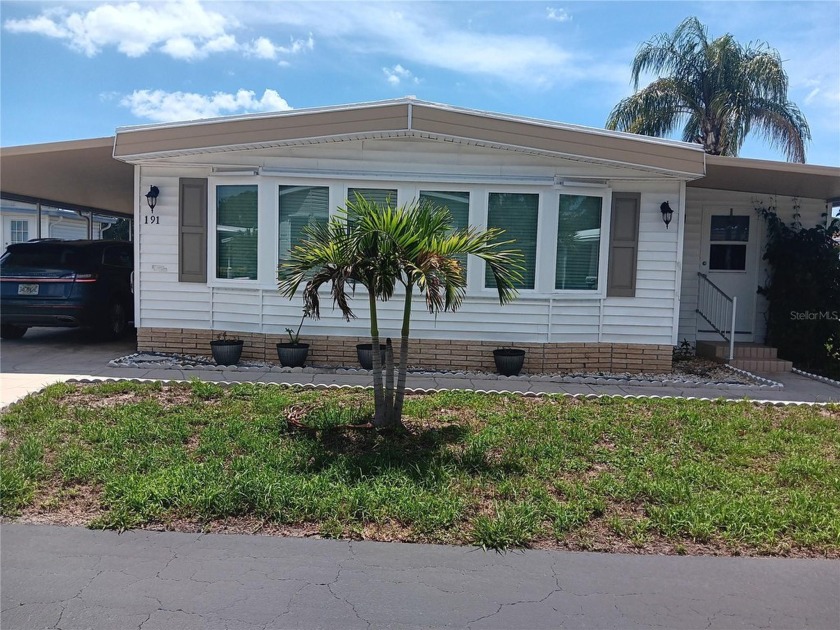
xmin=493 ymin=347 xmax=526 ymax=376
xmin=210 ymin=331 xmax=244 ymax=366
xmin=276 ymin=312 xmax=310 ymax=367
xmin=356 ymin=343 xmax=387 ymax=370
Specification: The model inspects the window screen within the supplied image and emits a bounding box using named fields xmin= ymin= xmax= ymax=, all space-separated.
xmin=279 ymin=186 xmax=329 ymax=263
xmin=216 ymin=185 xmax=258 ymax=280
xmin=420 ymin=190 xmax=470 ymax=271
xmin=347 ymin=188 xmax=397 ymax=207
xmin=556 ymin=195 xmax=602 ymax=290
xmin=485 ymin=192 xmax=538 ymax=290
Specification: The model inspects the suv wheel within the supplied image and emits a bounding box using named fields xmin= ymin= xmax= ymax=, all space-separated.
xmin=103 ymin=300 xmax=128 ymax=339
xmin=1 ymin=324 xmax=28 ymax=340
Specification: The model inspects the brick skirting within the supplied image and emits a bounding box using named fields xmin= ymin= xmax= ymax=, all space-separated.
xmin=137 ymin=328 xmax=673 ymax=374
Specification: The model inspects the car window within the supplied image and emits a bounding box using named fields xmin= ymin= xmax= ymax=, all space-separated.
xmin=1 ymin=247 xmax=87 ymax=271
xmin=103 ymin=246 xmax=132 ymax=268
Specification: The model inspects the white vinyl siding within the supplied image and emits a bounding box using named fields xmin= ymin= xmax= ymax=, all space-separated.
xmin=136 ymin=140 xmax=687 ymax=346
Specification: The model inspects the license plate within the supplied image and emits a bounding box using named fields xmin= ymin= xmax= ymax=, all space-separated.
xmin=17 ymin=284 xmax=39 ymax=296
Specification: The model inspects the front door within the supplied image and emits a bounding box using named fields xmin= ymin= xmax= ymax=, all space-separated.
xmin=698 ymin=207 xmax=759 ymax=342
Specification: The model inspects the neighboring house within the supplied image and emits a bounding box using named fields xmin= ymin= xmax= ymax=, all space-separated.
xmin=0 ymin=198 xmax=125 ymax=248
xmin=5 ymin=99 xmax=838 ymax=373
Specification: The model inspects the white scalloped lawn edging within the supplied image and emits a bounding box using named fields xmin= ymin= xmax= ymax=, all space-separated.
xmin=722 ymin=364 xmax=784 ymax=389
xmin=792 ymin=367 xmax=840 ymax=389
xmin=59 ymin=377 xmax=836 ymax=408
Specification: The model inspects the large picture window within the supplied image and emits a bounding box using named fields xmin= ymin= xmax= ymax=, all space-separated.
xmin=216 ymin=185 xmax=258 ymax=280
xmin=485 ymin=192 xmax=538 ymax=290
xmin=278 ymin=185 xmax=329 ymax=263
xmin=555 ymin=194 xmax=602 ymax=290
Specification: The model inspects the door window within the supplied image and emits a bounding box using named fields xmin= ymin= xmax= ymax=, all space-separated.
xmin=709 ymin=215 xmax=749 ymax=271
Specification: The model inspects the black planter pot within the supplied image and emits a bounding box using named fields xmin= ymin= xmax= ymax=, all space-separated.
xmin=210 ymin=339 xmax=244 ymax=365
xmin=356 ymin=343 xmax=387 ymax=370
xmin=276 ymin=342 xmax=309 ymax=368
xmin=493 ymin=348 xmax=526 ymax=376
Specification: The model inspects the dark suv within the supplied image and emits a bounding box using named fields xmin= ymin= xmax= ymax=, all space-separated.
xmin=1 ymin=240 xmax=133 ymax=339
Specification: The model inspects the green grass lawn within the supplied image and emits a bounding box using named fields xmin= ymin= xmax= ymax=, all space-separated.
xmin=1 ymin=380 xmax=838 ymax=556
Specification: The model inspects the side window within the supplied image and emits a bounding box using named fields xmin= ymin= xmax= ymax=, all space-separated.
xmin=102 ymin=246 xmax=132 ymax=268
xmin=556 ymin=194 xmax=602 ymax=290
xmin=279 ymin=186 xmax=329 ymax=264
xmin=216 ymin=184 xmax=258 ymax=280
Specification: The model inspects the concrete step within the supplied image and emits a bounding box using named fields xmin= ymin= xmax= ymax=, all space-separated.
xmin=730 ymin=358 xmax=793 ymax=373
xmin=696 ymin=341 xmax=778 ymax=361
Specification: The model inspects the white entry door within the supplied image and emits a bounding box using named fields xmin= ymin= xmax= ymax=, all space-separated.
xmin=699 ymin=207 xmax=760 ymax=342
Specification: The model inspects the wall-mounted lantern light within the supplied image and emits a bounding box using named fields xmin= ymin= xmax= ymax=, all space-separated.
xmin=145 ymin=185 xmax=160 ymax=211
xmin=660 ymin=201 xmax=674 ymax=229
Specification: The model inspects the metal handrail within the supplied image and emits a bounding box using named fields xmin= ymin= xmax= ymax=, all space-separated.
xmin=696 ymin=272 xmax=737 ymax=361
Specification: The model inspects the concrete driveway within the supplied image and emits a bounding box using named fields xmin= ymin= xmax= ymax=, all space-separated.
xmin=0 ymin=327 xmax=137 ymax=408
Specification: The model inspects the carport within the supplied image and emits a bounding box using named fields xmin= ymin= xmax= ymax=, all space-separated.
xmin=0 ymin=137 xmax=134 ymax=242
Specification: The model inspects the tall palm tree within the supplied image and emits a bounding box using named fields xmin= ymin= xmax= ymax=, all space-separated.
xmin=278 ymin=196 xmax=523 ymax=429
xmin=606 ymin=17 xmax=810 ymax=162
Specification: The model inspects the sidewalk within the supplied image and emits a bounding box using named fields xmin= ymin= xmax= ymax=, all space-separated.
xmin=2 ymin=523 xmax=838 ymax=630
xmin=2 ymin=330 xmax=839 ymax=409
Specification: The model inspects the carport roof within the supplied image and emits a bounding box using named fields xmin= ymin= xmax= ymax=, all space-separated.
xmin=0 ymin=137 xmax=134 ymax=216
xmin=689 ymin=155 xmax=840 ymax=201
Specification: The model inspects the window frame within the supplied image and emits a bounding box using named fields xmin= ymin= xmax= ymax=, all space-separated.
xmin=208 ymin=178 xmax=263 ymax=287
xmin=549 ymin=188 xmax=612 ymax=296
xmin=277 ymin=183 xmax=331 ymax=267
xmin=205 ymin=176 xmax=613 ymax=298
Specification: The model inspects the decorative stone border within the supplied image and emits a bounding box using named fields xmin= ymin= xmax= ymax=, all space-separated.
xmin=62 ymin=377 xmax=833 ymax=408
xmin=722 ymin=364 xmax=784 ymax=389
xmin=110 ymin=353 xmax=780 ymax=390
xmin=792 ymin=367 xmax=840 ymax=389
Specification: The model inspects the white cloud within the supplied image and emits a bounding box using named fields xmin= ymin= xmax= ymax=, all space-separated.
xmin=243 ymin=2 xmax=599 ymax=88
xmin=382 ymin=64 xmax=419 ymax=86
xmin=246 ymin=34 xmax=313 ymax=60
xmin=120 ymin=88 xmax=292 ymax=122
xmin=546 ymin=7 xmax=571 ymax=23
xmin=3 ymin=1 xmax=312 ymax=63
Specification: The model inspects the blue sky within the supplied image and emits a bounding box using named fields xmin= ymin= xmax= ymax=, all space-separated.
xmin=2 ymin=1 xmax=838 ymax=165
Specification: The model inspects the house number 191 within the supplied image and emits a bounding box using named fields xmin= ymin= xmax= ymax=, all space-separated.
xmin=144 ymin=215 xmax=160 ymax=225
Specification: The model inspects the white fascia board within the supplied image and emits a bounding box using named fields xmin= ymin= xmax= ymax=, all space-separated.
xmin=118 ymin=130 xmax=702 ymax=181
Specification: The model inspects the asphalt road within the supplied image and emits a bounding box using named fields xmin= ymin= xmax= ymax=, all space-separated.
xmin=2 ymin=524 xmax=838 ymax=630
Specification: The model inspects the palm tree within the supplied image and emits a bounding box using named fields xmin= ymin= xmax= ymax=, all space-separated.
xmin=606 ymin=17 xmax=810 ymax=162
xmin=278 ymin=196 xmax=523 ymax=429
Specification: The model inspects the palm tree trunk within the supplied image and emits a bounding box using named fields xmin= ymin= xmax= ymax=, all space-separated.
xmin=392 ymin=284 xmax=413 ymax=426
xmin=368 ymin=290 xmax=386 ymax=427
xmin=384 ymin=337 xmax=395 ymax=424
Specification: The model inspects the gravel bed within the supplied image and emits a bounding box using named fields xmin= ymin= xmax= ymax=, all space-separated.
xmin=109 ymin=353 xmax=780 ymax=389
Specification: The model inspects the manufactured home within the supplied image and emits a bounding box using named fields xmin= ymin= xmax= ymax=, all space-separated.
xmin=3 ymin=99 xmax=838 ymax=373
